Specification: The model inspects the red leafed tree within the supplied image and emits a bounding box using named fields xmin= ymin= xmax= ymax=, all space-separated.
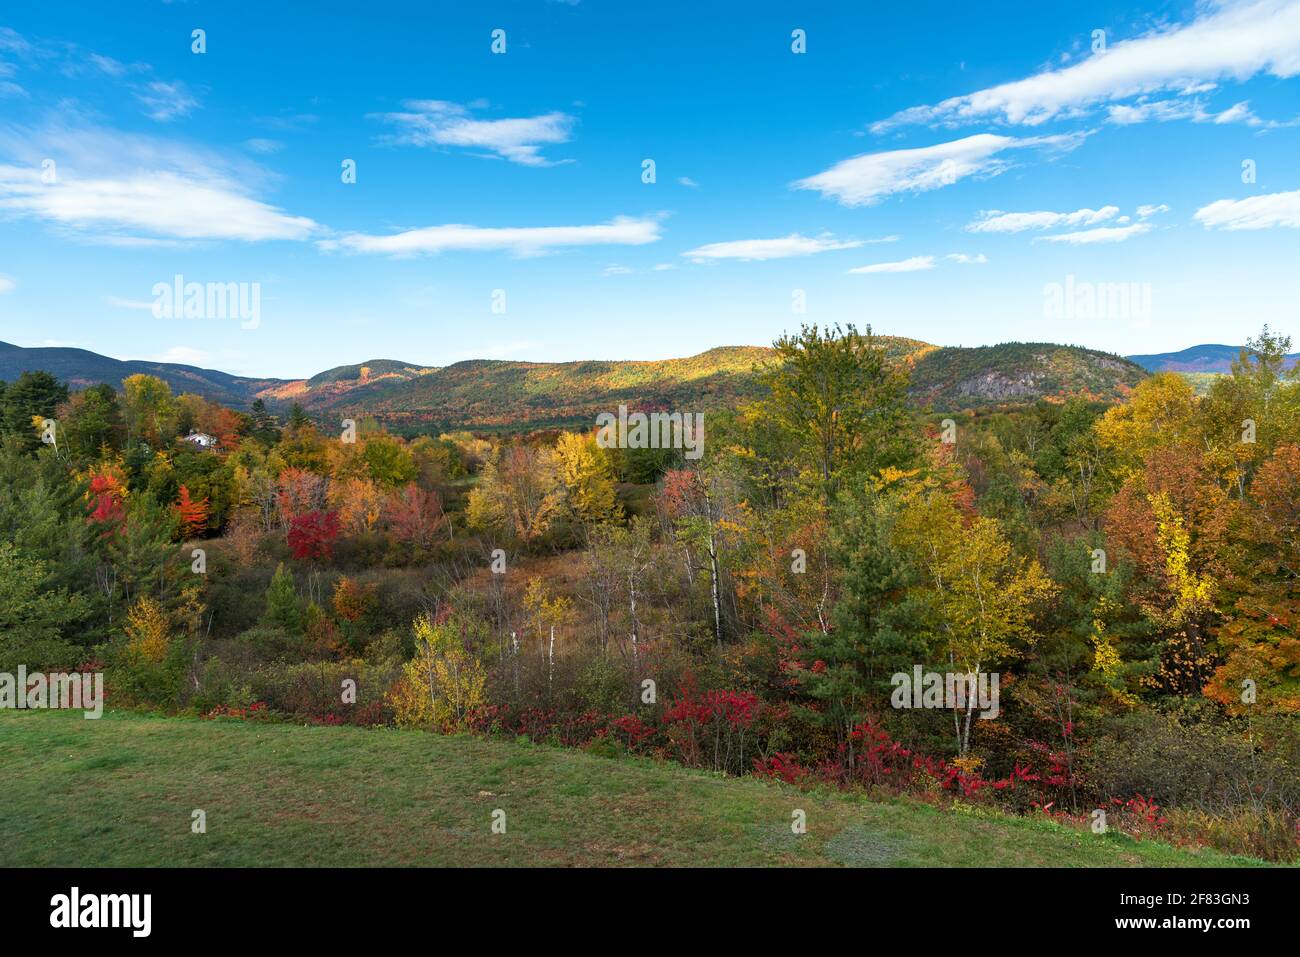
xmin=175 ymin=484 xmax=211 ymax=538
xmin=86 ymin=470 xmax=127 ymax=536
xmin=287 ymin=509 xmax=340 ymax=560
xmin=385 ymin=483 xmax=447 ymax=549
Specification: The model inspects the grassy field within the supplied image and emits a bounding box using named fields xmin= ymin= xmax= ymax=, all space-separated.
xmin=0 ymin=709 xmax=1270 ymax=867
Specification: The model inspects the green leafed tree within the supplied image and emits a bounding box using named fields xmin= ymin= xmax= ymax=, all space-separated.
xmin=752 ymin=323 xmax=916 ymax=504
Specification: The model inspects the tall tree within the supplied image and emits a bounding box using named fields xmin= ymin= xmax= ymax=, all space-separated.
xmin=121 ymin=374 xmax=177 ymax=448
xmin=753 ymin=323 xmax=915 ymax=503
xmin=2 ymin=370 xmax=68 ymax=452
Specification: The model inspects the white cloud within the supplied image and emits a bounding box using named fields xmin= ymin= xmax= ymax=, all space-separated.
xmin=602 ymin=264 xmax=634 ymax=275
xmin=967 ymin=205 xmax=1120 ymax=233
xmin=1106 ymin=97 xmax=1264 ymax=126
xmin=848 ymin=255 xmax=936 ymax=274
xmin=88 ymin=53 xmax=128 ymax=77
xmin=1035 ymin=223 xmax=1154 ymax=244
xmin=946 ymin=252 xmax=988 ymax=264
xmin=0 ymin=27 xmax=31 ymax=55
xmin=1137 ymin=203 xmax=1170 ymax=218
xmin=374 ymin=100 xmax=574 ymax=166
xmin=319 ymin=216 xmax=662 ymax=257
xmin=135 ymin=80 xmax=199 ymax=122
xmin=0 ymin=274 xmax=14 ymax=293
xmin=0 ymin=28 xmax=29 ymax=98
xmin=1194 ymin=189 xmax=1300 ymax=229
xmin=793 ymin=132 xmax=1086 ymax=207
xmin=0 ymin=122 xmax=318 ymax=243
xmin=677 ymin=176 xmax=699 ymax=187
xmin=653 ymin=262 xmax=675 ymax=271
xmin=871 ymin=0 xmax=1300 ymax=130
xmin=243 ymin=138 xmax=284 ymax=155
xmin=682 ymin=232 xmax=864 ymax=262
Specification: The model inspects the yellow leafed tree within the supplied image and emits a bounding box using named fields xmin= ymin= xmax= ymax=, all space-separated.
xmin=124 ymin=596 xmax=171 ymax=664
xmin=555 ymin=431 xmax=622 ymax=525
xmin=389 ymin=614 xmax=487 ymax=731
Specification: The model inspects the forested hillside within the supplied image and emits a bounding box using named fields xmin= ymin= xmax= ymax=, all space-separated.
xmin=0 ymin=323 xmax=1296 ymax=863
xmin=0 ymin=336 xmax=1152 ymax=432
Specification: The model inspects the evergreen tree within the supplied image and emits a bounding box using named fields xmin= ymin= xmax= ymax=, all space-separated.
xmin=262 ymin=562 xmax=302 ymax=634
xmin=286 ymin=402 xmax=311 ymax=433
xmin=2 ymin=370 xmax=68 ymax=452
xmin=249 ymin=399 xmax=281 ymax=445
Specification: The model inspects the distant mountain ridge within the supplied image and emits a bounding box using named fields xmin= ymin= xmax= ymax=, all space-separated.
xmin=0 ymin=340 xmax=285 ymax=408
xmin=1127 ymin=343 xmax=1300 ymax=374
xmin=0 ymin=336 xmax=1151 ymax=432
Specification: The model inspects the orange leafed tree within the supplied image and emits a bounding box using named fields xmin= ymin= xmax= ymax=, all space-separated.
xmin=1205 ymin=444 xmax=1300 ymax=713
xmin=175 ymin=484 xmax=210 ymax=537
xmin=330 ymin=476 xmax=384 ymax=535
xmin=385 ymin=483 xmax=447 ymax=549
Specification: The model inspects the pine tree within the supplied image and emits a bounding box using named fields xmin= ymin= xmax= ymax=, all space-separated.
xmin=249 ymin=399 xmax=280 ymax=445
xmin=262 ymin=562 xmax=302 ymax=634
xmin=286 ymin=402 xmax=311 ymax=433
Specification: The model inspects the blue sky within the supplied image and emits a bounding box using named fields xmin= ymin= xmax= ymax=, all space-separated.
xmin=0 ymin=0 xmax=1297 ymax=378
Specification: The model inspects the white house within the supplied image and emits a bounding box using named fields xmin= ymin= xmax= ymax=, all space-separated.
xmin=182 ymin=431 xmax=218 ymax=450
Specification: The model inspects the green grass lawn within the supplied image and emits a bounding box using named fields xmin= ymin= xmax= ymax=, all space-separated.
xmin=0 ymin=709 xmax=1270 ymax=867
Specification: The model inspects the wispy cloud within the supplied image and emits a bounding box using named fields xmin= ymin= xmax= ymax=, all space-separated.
xmin=946 ymin=252 xmax=988 ymax=264
xmin=0 ymin=122 xmax=317 ymax=243
xmin=1194 ymin=189 xmax=1300 ymax=229
xmin=319 ymin=216 xmax=662 ymax=257
xmin=373 ymin=100 xmax=575 ymax=166
xmin=793 ymin=132 xmax=1086 ymax=207
xmin=0 ymin=274 xmax=15 ymax=293
xmin=134 ymin=80 xmax=199 ymax=121
xmin=0 ymin=27 xmax=31 ymax=55
xmin=848 ymin=255 xmax=936 ymax=274
xmin=0 ymin=27 xmax=31 ymax=97
xmin=682 ymin=232 xmax=866 ymax=262
xmin=1034 ymin=223 xmax=1154 ymax=244
xmin=871 ymin=0 xmax=1300 ymax=130
xmin=243 ymin=138 xmax=284 ymax=155
xmin=1106 ymin=97 xmax=1265 ymax=126
xmin=967 ymin=206 xmax=1120 ymax=233
xmin=88 ymin=53 xmax=130 ymax=77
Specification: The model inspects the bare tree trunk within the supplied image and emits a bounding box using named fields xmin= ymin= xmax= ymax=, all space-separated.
xmin=629 ymin=569 xmax=639 ymax=666
xmin=960 ymin=663 xmax=981 ymax=758
xmin=511 ymin=631 xmax=519 ymax=695
xmin=707 ymin=532 xmax=722 ymax=647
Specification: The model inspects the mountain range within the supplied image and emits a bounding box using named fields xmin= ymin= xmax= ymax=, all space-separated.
xmin=1127 ymin=343 xmax=1300 ymax=374
xmin=0 ymin=336 xmax=1186 ymax=433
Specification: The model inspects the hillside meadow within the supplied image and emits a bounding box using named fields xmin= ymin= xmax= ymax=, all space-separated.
xmin=0 ymin=710 xmax=1266 ymax=868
